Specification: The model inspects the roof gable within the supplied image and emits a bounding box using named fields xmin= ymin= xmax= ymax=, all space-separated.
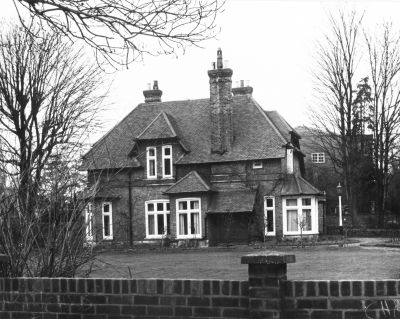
xmin=164 ymin=171 xmax=211 ymax=194
xmin=136 ymin=111 xmax=178 ymax=140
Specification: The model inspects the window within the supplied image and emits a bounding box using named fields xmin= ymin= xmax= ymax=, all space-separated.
xmin=147 ymin=147 xmax=157 ymax=179
xmin=264 ymin=197 xmax=275 ymax=236
xmin=176 ymin=198 xmax=201 ymax=239
xmin=102 ymin=202 xmax=113 ymax=240
xmin=253 ymin=160 xmax=263 ymax=169
xmin=311 ymin=153 xmax=325 ymax=163
xmin=284 ymin=197 xmax=316 ymax=234
xmin=145 ymin=200 xmax=170 ymax=238
xmin=162 ymin=145 xmax=173 ymax=178
xmin=85 ymin=203 xmax=94 ymax=242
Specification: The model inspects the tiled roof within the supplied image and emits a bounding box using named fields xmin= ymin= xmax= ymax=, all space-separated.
xmin=82 ymin=95 xmax=288 ymax=170
xmin=207 ymin=189 xmax=256 ymax=213
xmin=136 ymin=111 xmax=178 ymax=140
xmin=164 ymin=171 xmax=211 ymax=194
xmin=265 ymin=111 xmax=300 ymax=142
xmin=281 ymin=175 xmax=323 ymax=196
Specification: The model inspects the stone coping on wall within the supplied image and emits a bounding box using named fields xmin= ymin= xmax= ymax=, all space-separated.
xmin=241 ymin=251 xmax=296 ymax=264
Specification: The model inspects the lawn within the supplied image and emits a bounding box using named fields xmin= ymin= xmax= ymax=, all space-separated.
xmin=87 ymin=246 xmax=400 ymax=280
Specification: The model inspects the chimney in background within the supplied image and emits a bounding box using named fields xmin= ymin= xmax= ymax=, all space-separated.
xmin=208 ymin=48 xmax=234 ymax=154
xmin=232 ymin=79 xmax=253 ymax=97
xmin=143 ymin=80 xmax=163 ymax=103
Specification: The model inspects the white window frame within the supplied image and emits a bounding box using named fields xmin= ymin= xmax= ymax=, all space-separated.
xmin=85 ymin=203 xmax=94 ymax=242
xmin=286 ymin=149 xmax=294 ymax=174
xmin=102 ymin=202 xmax=113 ymax=240
xmin=176 ymin=198 xmax=202 ymax=239
xmin=253 ymin=160 xmax=263 ymax=169
xmin=311 ymin=153 xmax=325 ymax=163
xmin=146 ymin=147 xmax=157 ymax=179
xmin=162 ymin=145 xmax=173 ymax=178
xmin=264 ymin=196 xmax=275 ymax=236
xmin=282 ymin=197 xmax=318 ymax=236
xmin=145 ymin=200 xmax=170 ymax=239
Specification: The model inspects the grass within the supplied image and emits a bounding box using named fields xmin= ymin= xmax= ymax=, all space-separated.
xmin=85 ymin=245 xmax=400 ymax=280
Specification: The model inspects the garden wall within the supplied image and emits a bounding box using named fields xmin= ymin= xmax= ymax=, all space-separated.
xmin=0 ymin=253 xmax=399 ymax=319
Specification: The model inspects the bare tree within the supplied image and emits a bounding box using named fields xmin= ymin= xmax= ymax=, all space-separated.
xmin=365 ymin=24 xmax=400 ymax=226
xmin=13 ymin=0 xmax=224 ymax=68
xmin=0 ymin=24 xmax=104 ymax=277
xmin=312 ymin=11 xmax=364 ymax=225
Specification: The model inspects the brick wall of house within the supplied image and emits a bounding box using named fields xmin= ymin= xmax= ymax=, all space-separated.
xmin=0 ymin=277 xmax=249 ymax=319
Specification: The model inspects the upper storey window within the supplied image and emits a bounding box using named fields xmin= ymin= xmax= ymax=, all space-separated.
xmin=162 ymin=145 xmax=173 ymax=178
xmin=147 ymin=147 xmax=157 ymax=179
xmin=311 ymin=153 xmax=325 ymax=163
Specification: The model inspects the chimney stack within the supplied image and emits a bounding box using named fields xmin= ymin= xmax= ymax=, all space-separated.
xmin=208 ymin=48 xmax=234 ymax=154
xmin=232 ymin=80 xmax=253 ymax=96
xmin=143 ymin=80 xmax=163 ymax=103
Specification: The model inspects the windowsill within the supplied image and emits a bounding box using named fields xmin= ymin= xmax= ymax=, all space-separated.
xmin=161 ymin=177 xmax=174 ymax=180
xmin=283 ymin=231 xmax=317 ymax=236
xmin=146 ymin=235 xmax=169 ymax=239
xmin=103 ymin=237 xmax=113 ymax=240
xmin=265 ymin=233 xmax=276 ymax=236
xmin=146 ymin=176 xmax=157 ymax=180
xmin=176 ymin=235 xmax=202 ymax=240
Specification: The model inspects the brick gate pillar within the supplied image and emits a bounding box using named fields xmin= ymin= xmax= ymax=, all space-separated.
xmin=241 ymin=251 xmax=296 ymax=319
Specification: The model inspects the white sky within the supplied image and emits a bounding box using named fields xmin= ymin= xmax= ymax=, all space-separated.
xmin=2 ymin=0 xmax=400 ymax=145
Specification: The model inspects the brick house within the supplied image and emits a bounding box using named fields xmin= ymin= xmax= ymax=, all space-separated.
xmin=82 ymin=49 xmax=324 ymax=246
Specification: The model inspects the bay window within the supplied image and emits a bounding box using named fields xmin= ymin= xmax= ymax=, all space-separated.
xmin=145 ymin=200 xmax=170 ymax=238
xmin=147 ymin=147 xmax=157 ymax=179
xmin=102 ymin=202 xmax=113 ymax=240
xmin=283 ymin=197 xmax=317 ymax=235
xmin=176 ymin=198 xmax=201 ymax=239
xmin=162 ymin=145 xmax=173 ymax=178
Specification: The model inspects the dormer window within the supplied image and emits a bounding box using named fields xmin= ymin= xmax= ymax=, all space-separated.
xmin=162 ymin=145 xmax=173 ymax=178
xmin=253 ymin=160 xmax=263 ymax=169
xmin=147 ymin=147 xmax=157 ymax=179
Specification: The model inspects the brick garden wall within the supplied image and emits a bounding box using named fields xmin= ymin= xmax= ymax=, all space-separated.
xmin=0 ymin=278 xmax=249 ymax=319
xmin=283 ymin=280 xmax=400 ymax=319
xmin=1 ymin=252 xmax=399 ymax=319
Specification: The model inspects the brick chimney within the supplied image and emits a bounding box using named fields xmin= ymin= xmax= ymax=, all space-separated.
xmin=208 ymin=48 xmax=234 ymax=154
xmin=143 ymin=80 xmax=162 ymax=103
xmin=232 ymin=80 xmax=253 ymax=96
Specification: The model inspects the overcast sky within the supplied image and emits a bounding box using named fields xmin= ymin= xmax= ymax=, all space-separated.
xmin=2 ymin=0 xmax=400 ymax=145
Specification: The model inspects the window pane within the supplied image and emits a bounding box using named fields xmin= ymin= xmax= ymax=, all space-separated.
xmin=104 ymin=215 xmax=110 ymax=236
xmin=164 ymin=158 xmax=171 ymax=175
xmin=179 ymin=214 xmax=188 ymax=235
xmin=166 ymin=203 xmax=170 ymax=211
xmin=103 ymin=203 xmax=110 ymax=213
xmin=164 ymin=147 xmax=171 ymax=156
xmin=179 ymin=201 xmax=187 ymax=210
xmin=190 ymin=213 xmax=200 ymax=235
xmin=149 ymin=160 xmax=155 ymax=176
xmin=190 ymin=200 xmax=199 ymax=210
xmin=147 ymin=203 xmax=154 ymax=212
xmin=149 ymin=148 xmax=155 ymax=156
xmin=302 ymin=209 xmax=312 ymax=231
xmin=157 ymin=203 xmax=164 ymax=212
xmin=148 ymin=215 xmax=155 ymax=235
xmin=266 ymin=209 xmax=274 ymax=232
xmin=287 ymin=210 xmax=298 ymax=231
xmin=302 ymin=198 xmax=311 ymax=206
xmin=266 ymin=198 xmax=273 ymax=208
xmin=157 ymin=214 xmax=165 ymax=235
xmin=166 ymin=214 xmax=171 ymax=235
xmin=286 ymin=199 xmax=297 ymax=206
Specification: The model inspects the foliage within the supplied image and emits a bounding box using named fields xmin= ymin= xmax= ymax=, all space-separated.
xmin=0 ymin=24 xmax=104 ymax=277
xmin=13 ymin=0 xmax=224 ymax=68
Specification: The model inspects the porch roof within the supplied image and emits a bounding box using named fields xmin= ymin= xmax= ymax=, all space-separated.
xmin=207 ymin=189 xmax=256 ymax=214
xmin=281 ymin=175 xmax=324 ymax=196
xmin=164 ymin=171 xmax=211 ymax=194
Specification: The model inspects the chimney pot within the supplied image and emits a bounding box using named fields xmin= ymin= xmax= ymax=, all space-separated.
xmin=217 ymin=47 xmax=223 ymax=69
xmin=240 ymin=80 xmax=244 ymax=87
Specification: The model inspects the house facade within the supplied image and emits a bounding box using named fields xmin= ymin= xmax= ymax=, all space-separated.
xmin=82 ymin=50 xmax=324 ymax=246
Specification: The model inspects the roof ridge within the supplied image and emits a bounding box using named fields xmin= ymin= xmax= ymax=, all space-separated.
xmin=298 ymin=175 xmax=322 ymax=193
xmin=192 ymin=171 xmax=211 ymax=190
xmin=294 ymin=175 xmax=303 ymax=193
xmin=250 ymin=97 xmax=287 ymax=145
xmin=162 ymin=112 xmax=178 ymax=137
